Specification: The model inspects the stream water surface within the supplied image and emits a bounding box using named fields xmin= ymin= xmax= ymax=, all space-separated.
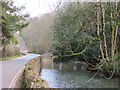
xmin=41 ymin=55 xmax=119 ymax=88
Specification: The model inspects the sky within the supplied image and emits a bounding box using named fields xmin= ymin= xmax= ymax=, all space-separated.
xmin=13 ymin=0 xmax=60 ymax=17
xmin=13 ymin=0 xmax=119 ymax=17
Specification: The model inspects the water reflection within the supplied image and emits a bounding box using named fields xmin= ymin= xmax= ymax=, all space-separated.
xmin=41 ymin=55 xmax=87 ymax=71
xmin=41 ymin=54 xmax=119 ymax=88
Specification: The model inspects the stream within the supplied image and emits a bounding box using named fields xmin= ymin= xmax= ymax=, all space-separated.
xmin=41 ymin=54 xmax=119 ymax=88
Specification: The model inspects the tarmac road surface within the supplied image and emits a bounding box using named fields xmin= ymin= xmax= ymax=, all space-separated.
xmin=1 ymin=53 xmax=40 ymax=88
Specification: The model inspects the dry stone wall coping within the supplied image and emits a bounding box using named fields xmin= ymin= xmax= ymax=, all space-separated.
xmin=22 ymin=56 xmax=49 ymax=88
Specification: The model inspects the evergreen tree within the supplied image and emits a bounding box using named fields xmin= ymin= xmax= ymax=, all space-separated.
xmin=0 ymin=0 xmax=29 ymax=46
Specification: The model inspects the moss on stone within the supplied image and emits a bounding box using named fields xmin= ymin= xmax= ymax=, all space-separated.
xmin=22 ymin=56 xmax=49 ymax=88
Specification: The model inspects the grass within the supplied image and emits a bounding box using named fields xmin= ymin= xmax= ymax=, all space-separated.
xmin=0 ymin=55 xmax=22 ymax=61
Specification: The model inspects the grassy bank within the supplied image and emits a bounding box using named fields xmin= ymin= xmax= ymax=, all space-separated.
xmin=0 ymin=55 xmax=22 ymax=61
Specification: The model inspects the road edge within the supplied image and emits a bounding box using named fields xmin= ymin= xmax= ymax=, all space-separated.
xmin=9 ymin=66 xmax=25 ymax=88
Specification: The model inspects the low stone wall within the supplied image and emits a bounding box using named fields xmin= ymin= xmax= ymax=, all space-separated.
xmin=22 ymin=56 xmax=49 ymax=88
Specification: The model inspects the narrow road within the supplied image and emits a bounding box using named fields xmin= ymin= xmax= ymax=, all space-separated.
xmin=2 ymin=54 xmax=40 ymax=88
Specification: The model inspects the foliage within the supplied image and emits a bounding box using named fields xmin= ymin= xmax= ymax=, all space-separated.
xmin=1 ymin=0 xmax=29 ymax=45
xmin=52 ymin=3 xmax=99 ymax=63
xmin=15 ymin=46 xmax=21 ymax=55
xmin=51 ymin=2 xmax=120 ymax=78
xmin=10 ymin=35 xmax=19 ymax=45
xmin=21 ymin=14 xmax=53 ymax=54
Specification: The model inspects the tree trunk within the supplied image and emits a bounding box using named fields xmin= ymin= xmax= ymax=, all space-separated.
xmin=101 ymin=3 xmax=109 ymax=61
xmin=110 ymin=2 xmax=115 ymax=61
xmin=96 ymin=3 xmax=105 ymax=60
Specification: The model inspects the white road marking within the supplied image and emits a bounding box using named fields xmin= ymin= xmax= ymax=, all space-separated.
xmin=9 ymin=66 xmax=25 ymax=88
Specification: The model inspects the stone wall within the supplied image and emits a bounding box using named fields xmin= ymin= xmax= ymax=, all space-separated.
xmin=22 ymin=56 xmax=49 ymax=88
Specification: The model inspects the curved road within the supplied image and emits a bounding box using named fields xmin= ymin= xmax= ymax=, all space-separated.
xmin=1 ymin=54 xmax=40 ymax=88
